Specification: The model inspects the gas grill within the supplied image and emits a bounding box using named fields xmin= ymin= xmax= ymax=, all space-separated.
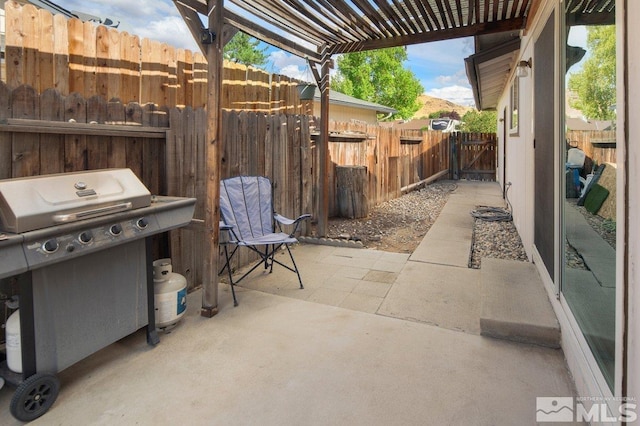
xmin=0 ymin=169 xmax=196 ymax=422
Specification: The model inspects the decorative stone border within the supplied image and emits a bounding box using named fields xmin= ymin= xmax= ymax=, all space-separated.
xmin=298 ymin=236 xmax=364 ymax=249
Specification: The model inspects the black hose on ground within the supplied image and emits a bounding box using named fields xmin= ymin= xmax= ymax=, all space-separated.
xmin=471 ymin=182 xmax=513 ymax=222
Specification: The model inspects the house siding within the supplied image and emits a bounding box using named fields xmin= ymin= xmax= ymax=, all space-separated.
xmin=623 ymin=0 xmax=639 ymax=403
xmin=312 ymin=101 xmax=380 ymax=124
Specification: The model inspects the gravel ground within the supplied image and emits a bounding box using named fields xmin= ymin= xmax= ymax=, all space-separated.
xmin=323 ymin=182 xmax=530 ymax=268
xmin=324 ymin=182 xmax=458 ymax=253
xmin=320 ymin=184 xmax=615 ymax=271
xmin=469 ymin=214 xmax=528 ymax=269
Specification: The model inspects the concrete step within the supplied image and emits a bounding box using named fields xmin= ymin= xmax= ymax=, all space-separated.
xmin=480 ymin=258 xmax=560 ymax=348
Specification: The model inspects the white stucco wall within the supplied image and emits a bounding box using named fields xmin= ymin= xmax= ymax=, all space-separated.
xmin=623 ymin=0 xmax=639 ymax=404
xmin=496 ymin=16 xmax=539 ymax=262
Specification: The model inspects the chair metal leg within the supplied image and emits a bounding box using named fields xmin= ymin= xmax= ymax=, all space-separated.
xmin=221 ymin=244 xmax=238 ymax=306
xmin=284 ymin=244 xmax=304 ymax=289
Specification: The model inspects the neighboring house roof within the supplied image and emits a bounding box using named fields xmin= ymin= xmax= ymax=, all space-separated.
xmin=566 ymin=117 xmax=613 ymax=131
xmin=311 ymin=88 xmax=397 ymax=115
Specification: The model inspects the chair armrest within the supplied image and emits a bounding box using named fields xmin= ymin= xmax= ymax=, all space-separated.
xmin=219 ymin=221 xmax=234 ymax=231
xmin=274 ymin=213 xmax=311 ymax=236
xmin=274 ymin=213 xmax=311 ymax=226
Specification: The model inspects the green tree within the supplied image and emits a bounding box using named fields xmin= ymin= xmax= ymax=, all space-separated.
xmin=460 ymin=110 xmax=497 ymax=133
xmin=568 ymin=25 xmax=616 ymax=120
xmin=332 ymin=48 xmax=423 ymax=119
xmin=223 ymin=32 xmax=268 ymax=67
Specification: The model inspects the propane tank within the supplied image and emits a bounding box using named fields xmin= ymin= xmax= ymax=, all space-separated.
xmin=6 ymin=309 xmax=22 ymax=373
xmin=153 ymin=259 xmax=187 ymax=330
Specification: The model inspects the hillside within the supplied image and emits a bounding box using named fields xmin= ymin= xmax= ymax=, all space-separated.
xmin=412 ymin=94 xmax=473 ymax=119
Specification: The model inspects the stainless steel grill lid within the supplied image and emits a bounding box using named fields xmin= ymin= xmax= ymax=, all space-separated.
xmin=0 ymin=169 xmax=151 ymax=233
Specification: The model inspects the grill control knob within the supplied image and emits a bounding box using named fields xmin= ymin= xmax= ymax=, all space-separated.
xmin=110 ymin=224 xmax=123 ymax=236
xmin=136 ymin=218 xmax=149 ymax=229
xmin=42 ymin=239 xmax=59 ymax=253
xmin=79 ymin=231 xmax=93 ymax=244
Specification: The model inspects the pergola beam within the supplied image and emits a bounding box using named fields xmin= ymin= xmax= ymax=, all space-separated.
xmin=332 ymin=17 xmax=527 ymax=54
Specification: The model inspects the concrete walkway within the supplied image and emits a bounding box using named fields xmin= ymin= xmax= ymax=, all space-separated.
xmin=0 ymin=181 xmax=577 ymax=425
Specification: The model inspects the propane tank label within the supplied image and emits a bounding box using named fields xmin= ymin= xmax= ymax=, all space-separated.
xmin=177 ymin=288 xmax=187 ymax=315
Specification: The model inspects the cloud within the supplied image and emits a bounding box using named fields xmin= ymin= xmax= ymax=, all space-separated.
xmin=60 ymin=0 xmax=175 ymax=21
xmin=407 ymin=38 xmax=473 ymax=66
xmin=426 ymin=85 xmax=475 ymax=107
xmin=134 ymin=16 xmax=197 ymax=51
xmin=267 ymin=51 xmax=314 ymax=82
xmin=434 ymin=69 xmax=470 ymax=87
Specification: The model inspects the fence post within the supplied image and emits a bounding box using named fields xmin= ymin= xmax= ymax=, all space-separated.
xmin=450 ymin=133 xmax=459 ymax=180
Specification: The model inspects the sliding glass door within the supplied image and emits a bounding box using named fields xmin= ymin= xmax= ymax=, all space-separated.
xmin=561 ymin=4 xmax=617 ymax=392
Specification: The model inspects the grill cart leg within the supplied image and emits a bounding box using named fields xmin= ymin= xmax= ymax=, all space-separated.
xmin=146 ymin=238 xmax=160 ymax=346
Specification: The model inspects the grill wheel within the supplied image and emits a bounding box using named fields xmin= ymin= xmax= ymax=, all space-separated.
xmin=10 ymin=373 xmax=60 ymax=422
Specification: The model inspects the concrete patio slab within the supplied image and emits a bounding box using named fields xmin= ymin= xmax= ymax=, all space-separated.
xmin=378 ymin=262 xmax=481 ymax=334
xmin=0 ymin=289 xmax=576 ymax=426
xmin=410 ymin=237 xmax=471 ymax=267
xmin=480 ymin=258 xmax=560 ymax=348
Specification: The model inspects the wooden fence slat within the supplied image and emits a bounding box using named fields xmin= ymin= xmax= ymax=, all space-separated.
xmin=107 ymin=99 xmax=127 ymax=167
xmin=95 ymin=25 xmax=110 ymax=100
xmin=53 ymin=14 xmax=69 ymax=94
xmin=11 ymin=85 xmax=40 ymax=177
xmin=163 ymin=44 xmax=177 ymax=108
xmin=0 ymin=82 xmax=12 ymax=179
xmin=38 ymin=9 xmax=55 ymax=91
xmin=39 ymin=88 xmax=65 ymax=174
xmin=5 ymin=1 xmax=23 ymax=89
xmin=64 ymin=92 xmax=87 ymax=171
xmin=22 ymin=5 xmax=38 ymax=92
xmin=107 ymin=28 xmax=121 ymax=101
xmin=67 ymin=17 xmax=84 ymax=95
xmin=86 ymin=95 xmax=109 ymax=170
xmin=80 ymin=21 xmax=97 ymax=98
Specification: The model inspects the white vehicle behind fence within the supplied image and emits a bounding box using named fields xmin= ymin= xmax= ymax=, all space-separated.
xmin=429 ymin=118 xmax=461 ymax=132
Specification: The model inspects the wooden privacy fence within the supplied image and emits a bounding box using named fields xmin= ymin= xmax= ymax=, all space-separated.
xmin=2 ymin=1 xmax=309 ymax=113
xmin=324 ymin=122 xmax=451 ymax=215
xmin=566 ymin=130 xmax=617 ymax=167
xmin=0 ymin=83 xmax=489 ymax=290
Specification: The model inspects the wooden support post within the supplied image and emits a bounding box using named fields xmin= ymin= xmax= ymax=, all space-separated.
xmin=201 ymin=0 xmax=224 ymax=317
xmin=316 ymin=58 xmax=331 ymax=237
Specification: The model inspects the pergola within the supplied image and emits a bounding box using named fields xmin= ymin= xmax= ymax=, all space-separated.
xmin=169 ymin=0 xmax=537 ymax=316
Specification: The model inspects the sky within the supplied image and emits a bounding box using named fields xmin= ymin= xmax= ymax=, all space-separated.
xmin=53 ymin=0 xmax=478 ymax=107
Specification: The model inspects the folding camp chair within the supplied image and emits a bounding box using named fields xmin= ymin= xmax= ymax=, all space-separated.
xmin=219 ymin=176 xmax=311 ymax=306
